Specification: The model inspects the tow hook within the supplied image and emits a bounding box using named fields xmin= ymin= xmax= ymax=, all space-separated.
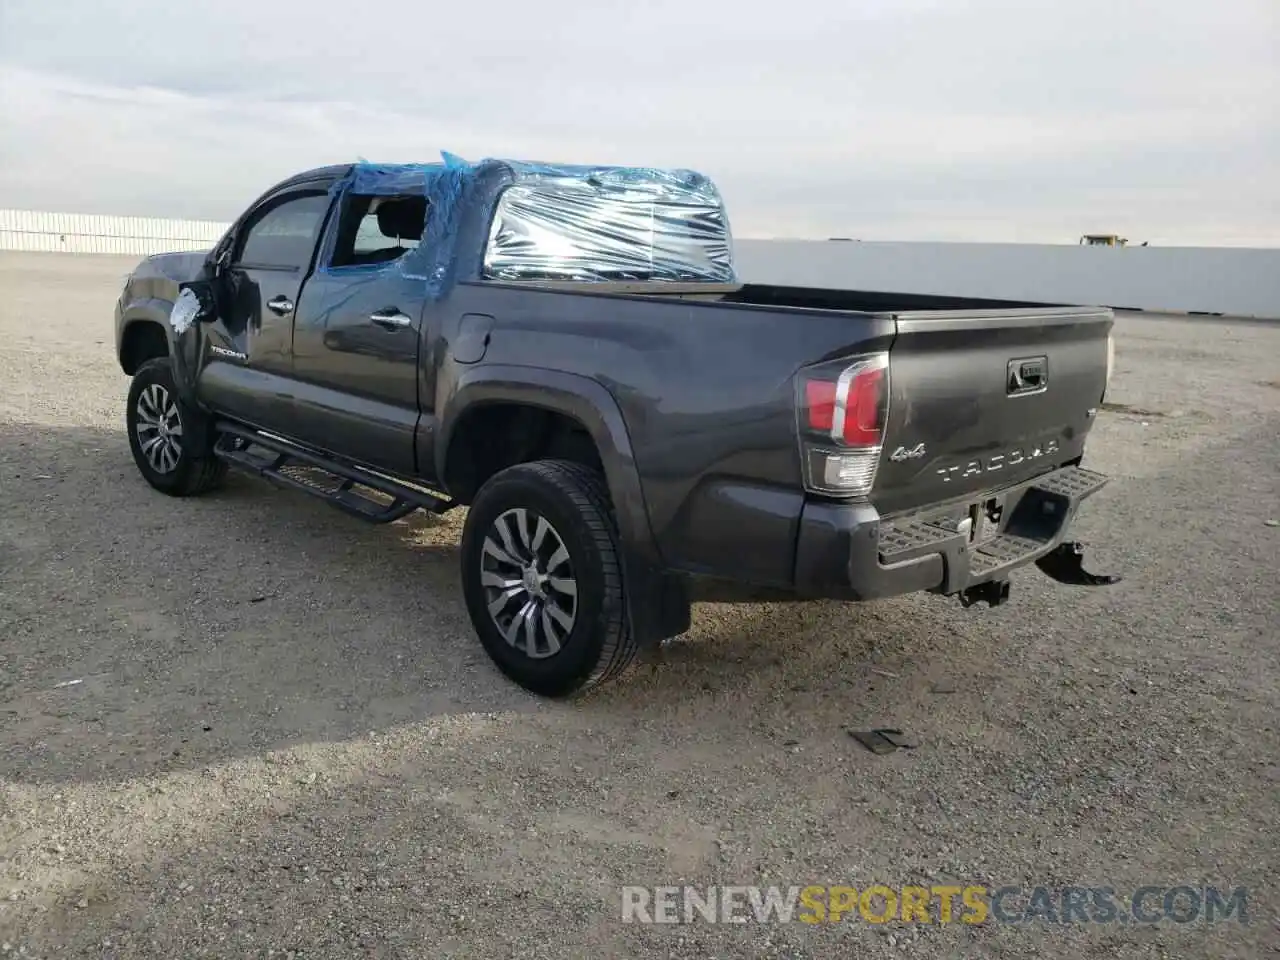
xmin=959 ymin=579 xmax=1011 ymax=608
xmin=1035 ymin=541 xmax=1122 ymax=587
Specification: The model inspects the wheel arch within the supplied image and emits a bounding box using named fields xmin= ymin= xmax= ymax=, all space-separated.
xmin=437 ymin=365 xmax=657 ymax=561
xmin=437 ymin=365 xmax=689 ymax=646
xmin=118 ymin=299 xmax=177 ymax=375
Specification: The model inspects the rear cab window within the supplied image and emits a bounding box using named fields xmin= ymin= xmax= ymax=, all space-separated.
xmin=481 ymin=174 xmax=733 ymax=283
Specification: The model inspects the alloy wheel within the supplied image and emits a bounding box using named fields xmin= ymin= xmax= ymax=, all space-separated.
xmin=135 ymin=383 xmax=183 ymax=474
xmin=480 ymin=507 xmax=578 ymax=658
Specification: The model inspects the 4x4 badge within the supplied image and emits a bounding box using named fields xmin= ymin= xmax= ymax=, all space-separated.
xmin=890 ymin=443 xmax=927 ymax=462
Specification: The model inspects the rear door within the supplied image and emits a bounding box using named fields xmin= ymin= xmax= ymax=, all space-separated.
xmin=288 ymin=192 xmax=429 ymax=476
xmin=875 ymin=307 xmax=1112 ymax=516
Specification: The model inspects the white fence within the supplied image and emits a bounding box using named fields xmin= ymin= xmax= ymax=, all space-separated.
xmin=2 ymin=208 xmax=1276 ymax=318
xmin=0 ymin=209 xmax=227 ymax=256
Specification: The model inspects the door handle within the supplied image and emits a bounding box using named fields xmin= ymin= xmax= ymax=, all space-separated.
xmin=370 ymin=308 xmax=413 ymax=330
xmin=266 ymin=295 xmax=294 ymax=316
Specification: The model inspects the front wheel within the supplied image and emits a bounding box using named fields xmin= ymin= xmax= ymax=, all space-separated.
xmin=459 ymin=460 xmax=638 ymax=697
xmin=125 ymin=357 xmax=226 ymax=497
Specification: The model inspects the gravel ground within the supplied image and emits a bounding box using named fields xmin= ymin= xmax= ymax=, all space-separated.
xmin=0 ymin=251 xmax=1277 ymax=959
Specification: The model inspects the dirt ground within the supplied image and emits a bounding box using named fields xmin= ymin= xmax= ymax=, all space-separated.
xmin=1 ymin=251 xmax=1277 ymax=959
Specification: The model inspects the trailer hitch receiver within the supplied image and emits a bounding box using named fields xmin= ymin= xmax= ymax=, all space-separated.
xmin=959 ymin=579 xmax=1011 ymax=608
xmin=1035 ymin=541 xmax=1122 ymax=587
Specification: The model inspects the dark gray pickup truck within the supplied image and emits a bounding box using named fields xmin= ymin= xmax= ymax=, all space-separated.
xmin=114 ymin=155 xmax=1119 ymax=696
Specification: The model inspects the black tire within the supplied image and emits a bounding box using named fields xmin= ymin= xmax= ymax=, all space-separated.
xmin=126 ymin=357 xmax=227 ymax=497
xmin=460 ymin=459 xmax=638 ymax=697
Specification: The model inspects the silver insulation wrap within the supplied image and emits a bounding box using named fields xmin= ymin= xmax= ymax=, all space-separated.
xmin=168 ymin=287 xmax=202 ymax=336
xmin=482 ymin=176 xmax=734 ymax=283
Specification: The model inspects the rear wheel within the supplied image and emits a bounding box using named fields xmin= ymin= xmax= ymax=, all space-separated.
xmin=126 ymin=357 xmax=226 ymax=496
xmin=460 ymin=460 xmax=637 ymax=697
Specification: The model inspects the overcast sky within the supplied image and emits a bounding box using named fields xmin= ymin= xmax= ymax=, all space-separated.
xmin=1 ymin=0 xmax=1276 ymax=244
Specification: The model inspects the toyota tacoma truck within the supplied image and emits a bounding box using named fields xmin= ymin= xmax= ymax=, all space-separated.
xmin=114 ymin=154 xmax=1120 ymax=697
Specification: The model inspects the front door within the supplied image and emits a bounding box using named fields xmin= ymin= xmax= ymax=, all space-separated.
xmin=288 ymin=192 xmax=429 ymax=476
xmin=197 ymin=189 xmax=332 ymax=434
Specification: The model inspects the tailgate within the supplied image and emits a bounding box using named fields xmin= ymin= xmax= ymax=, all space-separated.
xmin=874 ymin=306 xmax=1113 ymax=516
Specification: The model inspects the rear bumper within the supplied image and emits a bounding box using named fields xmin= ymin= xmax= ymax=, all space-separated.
xmin=792 ymin=465 xmax=1109 ymax=601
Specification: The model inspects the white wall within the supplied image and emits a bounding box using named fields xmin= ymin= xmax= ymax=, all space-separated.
xmin=2 ymin=208 xmax=1276 ymax=318
xmin=734 ymin=240 xmax=1280 ymax=319
xmin=0 ymin=209 xmax=227 ymax=256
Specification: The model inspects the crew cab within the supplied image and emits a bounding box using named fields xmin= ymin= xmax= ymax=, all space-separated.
xmin=114 ymin=154 xmax=1119 ymax=697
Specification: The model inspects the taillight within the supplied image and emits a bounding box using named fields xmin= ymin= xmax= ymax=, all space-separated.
xmin=796 ymin=352 xmax=889 ymax=498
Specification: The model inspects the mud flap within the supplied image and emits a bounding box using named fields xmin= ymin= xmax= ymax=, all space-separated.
xmin=622 ymin=551 xmax=691 ymax=646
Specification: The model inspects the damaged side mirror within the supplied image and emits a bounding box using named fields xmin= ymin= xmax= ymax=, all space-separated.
xmin=170 ymin=281 xmax=220 ymax=334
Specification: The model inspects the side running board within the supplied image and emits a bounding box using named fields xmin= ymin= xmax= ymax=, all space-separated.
xmin=213 ymin=422 xmax=456 ymax=523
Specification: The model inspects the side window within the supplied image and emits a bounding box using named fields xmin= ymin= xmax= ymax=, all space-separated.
xmin=330 ymin=193 xmax=428 ymax=268
xmin=235 ymin=192 xmax=330 ymax=269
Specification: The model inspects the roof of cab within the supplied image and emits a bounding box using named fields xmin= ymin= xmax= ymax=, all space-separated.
xmin=277 ymin=164 xmax=356 ymax=188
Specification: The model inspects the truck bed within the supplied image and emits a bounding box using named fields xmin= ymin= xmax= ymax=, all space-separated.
xmin=453 ymin=275 xmax=1111 ymax=530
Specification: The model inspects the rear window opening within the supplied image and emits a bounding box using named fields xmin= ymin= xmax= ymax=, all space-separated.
xmin=330 ymin=193 xmax=428 ymax=268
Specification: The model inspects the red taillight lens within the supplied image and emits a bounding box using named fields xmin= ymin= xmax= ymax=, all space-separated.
xmin=800 ymin=356 xmax=888 ymax=449
xmin=840 ymin=366 xmax=885 ymax=446
xmin=805 ymin=380 xmax=837 ymax=432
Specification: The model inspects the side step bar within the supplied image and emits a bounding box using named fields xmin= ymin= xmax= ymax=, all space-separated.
xmin=213 ymin=422 xmax=456 ymax=524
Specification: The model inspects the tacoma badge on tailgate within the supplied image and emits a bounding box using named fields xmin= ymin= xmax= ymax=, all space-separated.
xmin=936 ymin=439 xmax=1060 ymax=483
